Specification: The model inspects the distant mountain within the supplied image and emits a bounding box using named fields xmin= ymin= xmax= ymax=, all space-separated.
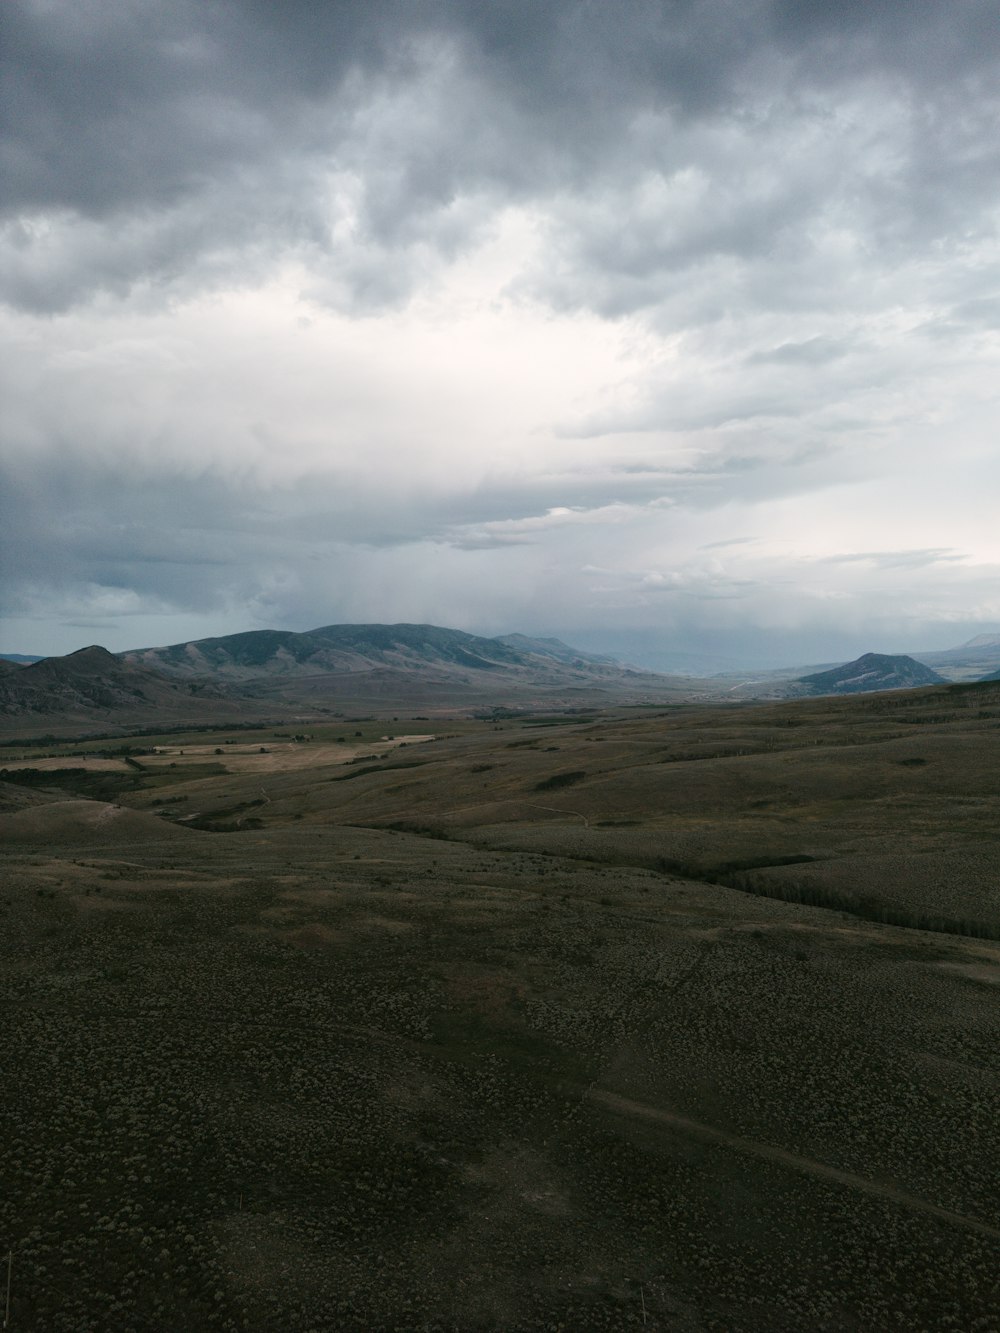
xmin=911 ymin=631 xmax=1000 ymax=681
xmin=492 ymin=633 xmax=628 ymax=670
xmin=0 ymin=644 xmax=248 ymax=732
xmin=0 ymin=653 xmax=43 ymax=665
xmin=978 ymin=667 xmax=1000 ymax=682
xmin=124 ymin=624 xmax=520 ymax=678
xmin=113 ymin=622 xmax=707 ymax=715
xmin=0 ymin=626 xmax=709 ymax=738
xmin=122 ymin=623 xmax=648 ymax=685
xmin=798 ymin=652 xmax=946 ymax=696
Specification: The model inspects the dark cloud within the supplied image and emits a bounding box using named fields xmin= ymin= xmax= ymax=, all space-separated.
xmin=1 ymin=0 xmax=371 ymax=218
xmin=0 ymin=447 xmax=642 ymax=617
xmin=0 ymin=0 xmax=758 ymax=219
xmin=769 ymin=0 xmax=1000 ymax=83
xmin=4 ymin=0 xmax=999 ymax=313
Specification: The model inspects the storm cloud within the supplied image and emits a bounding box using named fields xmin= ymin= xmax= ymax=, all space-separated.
xmin=2 ymin=0 xmax=999 ymax=664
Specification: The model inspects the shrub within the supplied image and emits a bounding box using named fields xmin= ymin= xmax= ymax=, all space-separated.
xmin=534 ymin=770 xmax=586 ymax=792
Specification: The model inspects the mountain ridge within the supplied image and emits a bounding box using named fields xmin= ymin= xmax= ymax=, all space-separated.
xmin=120 ymin=623 xmax=638 ymax=684
xmin=0 ymin=624 xmax=702 ymax=738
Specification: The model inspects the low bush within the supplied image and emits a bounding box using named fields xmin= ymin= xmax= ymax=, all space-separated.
xmin=534 ymin=771 xmax=586 ymax=792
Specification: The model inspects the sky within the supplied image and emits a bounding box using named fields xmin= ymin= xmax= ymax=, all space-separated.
xmin=2 ymin=0 xmax=1000 ymax=670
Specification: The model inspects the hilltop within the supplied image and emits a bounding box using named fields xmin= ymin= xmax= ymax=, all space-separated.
xmin=0 ymin=644 xmax=254 ymax=735
xmin=797 ymin=651 xmax=945 ymax=696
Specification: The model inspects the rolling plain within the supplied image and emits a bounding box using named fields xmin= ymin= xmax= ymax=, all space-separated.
xmin=2 ymin=681 xmax=1000 ymax=1330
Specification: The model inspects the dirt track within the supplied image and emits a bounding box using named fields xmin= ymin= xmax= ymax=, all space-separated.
xmin=587 ymin=1087 xmax=1000 ymax=1243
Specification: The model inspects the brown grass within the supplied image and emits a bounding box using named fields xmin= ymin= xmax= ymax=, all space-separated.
xmin=3 ymin=685 xmax=1000 ymax=1329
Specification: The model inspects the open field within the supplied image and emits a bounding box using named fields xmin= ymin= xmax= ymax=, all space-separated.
xmin=10 ymin=736 xmax=436 ymax=778
xmin=2 ymin=682 xmax=1000 ymax=1329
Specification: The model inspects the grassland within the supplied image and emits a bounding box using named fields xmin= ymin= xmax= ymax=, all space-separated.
xmin=2 ymin=684 xmax=1000 ymax=1329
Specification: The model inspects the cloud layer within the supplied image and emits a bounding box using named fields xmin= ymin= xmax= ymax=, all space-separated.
xmin=2 ymin=0 xmax=999 ymax=664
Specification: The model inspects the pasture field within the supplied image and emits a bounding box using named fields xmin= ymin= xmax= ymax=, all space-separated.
xmin=2 ymin=683 xmax=1000 ymax=1329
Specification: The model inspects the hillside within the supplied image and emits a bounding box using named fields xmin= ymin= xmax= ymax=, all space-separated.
xmin=122 ymin=623 xmax=633 ymax=682
xmin=0 ymin=644 xmax=258 ymax=735
xmin=798 ymin=651 xmax=945 ymax=695
xmin=492 ymin=633 xmax=623 ymax=668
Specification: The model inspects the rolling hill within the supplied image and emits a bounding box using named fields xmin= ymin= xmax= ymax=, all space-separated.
xmin=3 ymin=678 xmax=1000 ymax=1328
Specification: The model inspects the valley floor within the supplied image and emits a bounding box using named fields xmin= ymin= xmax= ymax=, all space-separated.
xmin=2 ymin=686 xmax=999 ymax=1330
